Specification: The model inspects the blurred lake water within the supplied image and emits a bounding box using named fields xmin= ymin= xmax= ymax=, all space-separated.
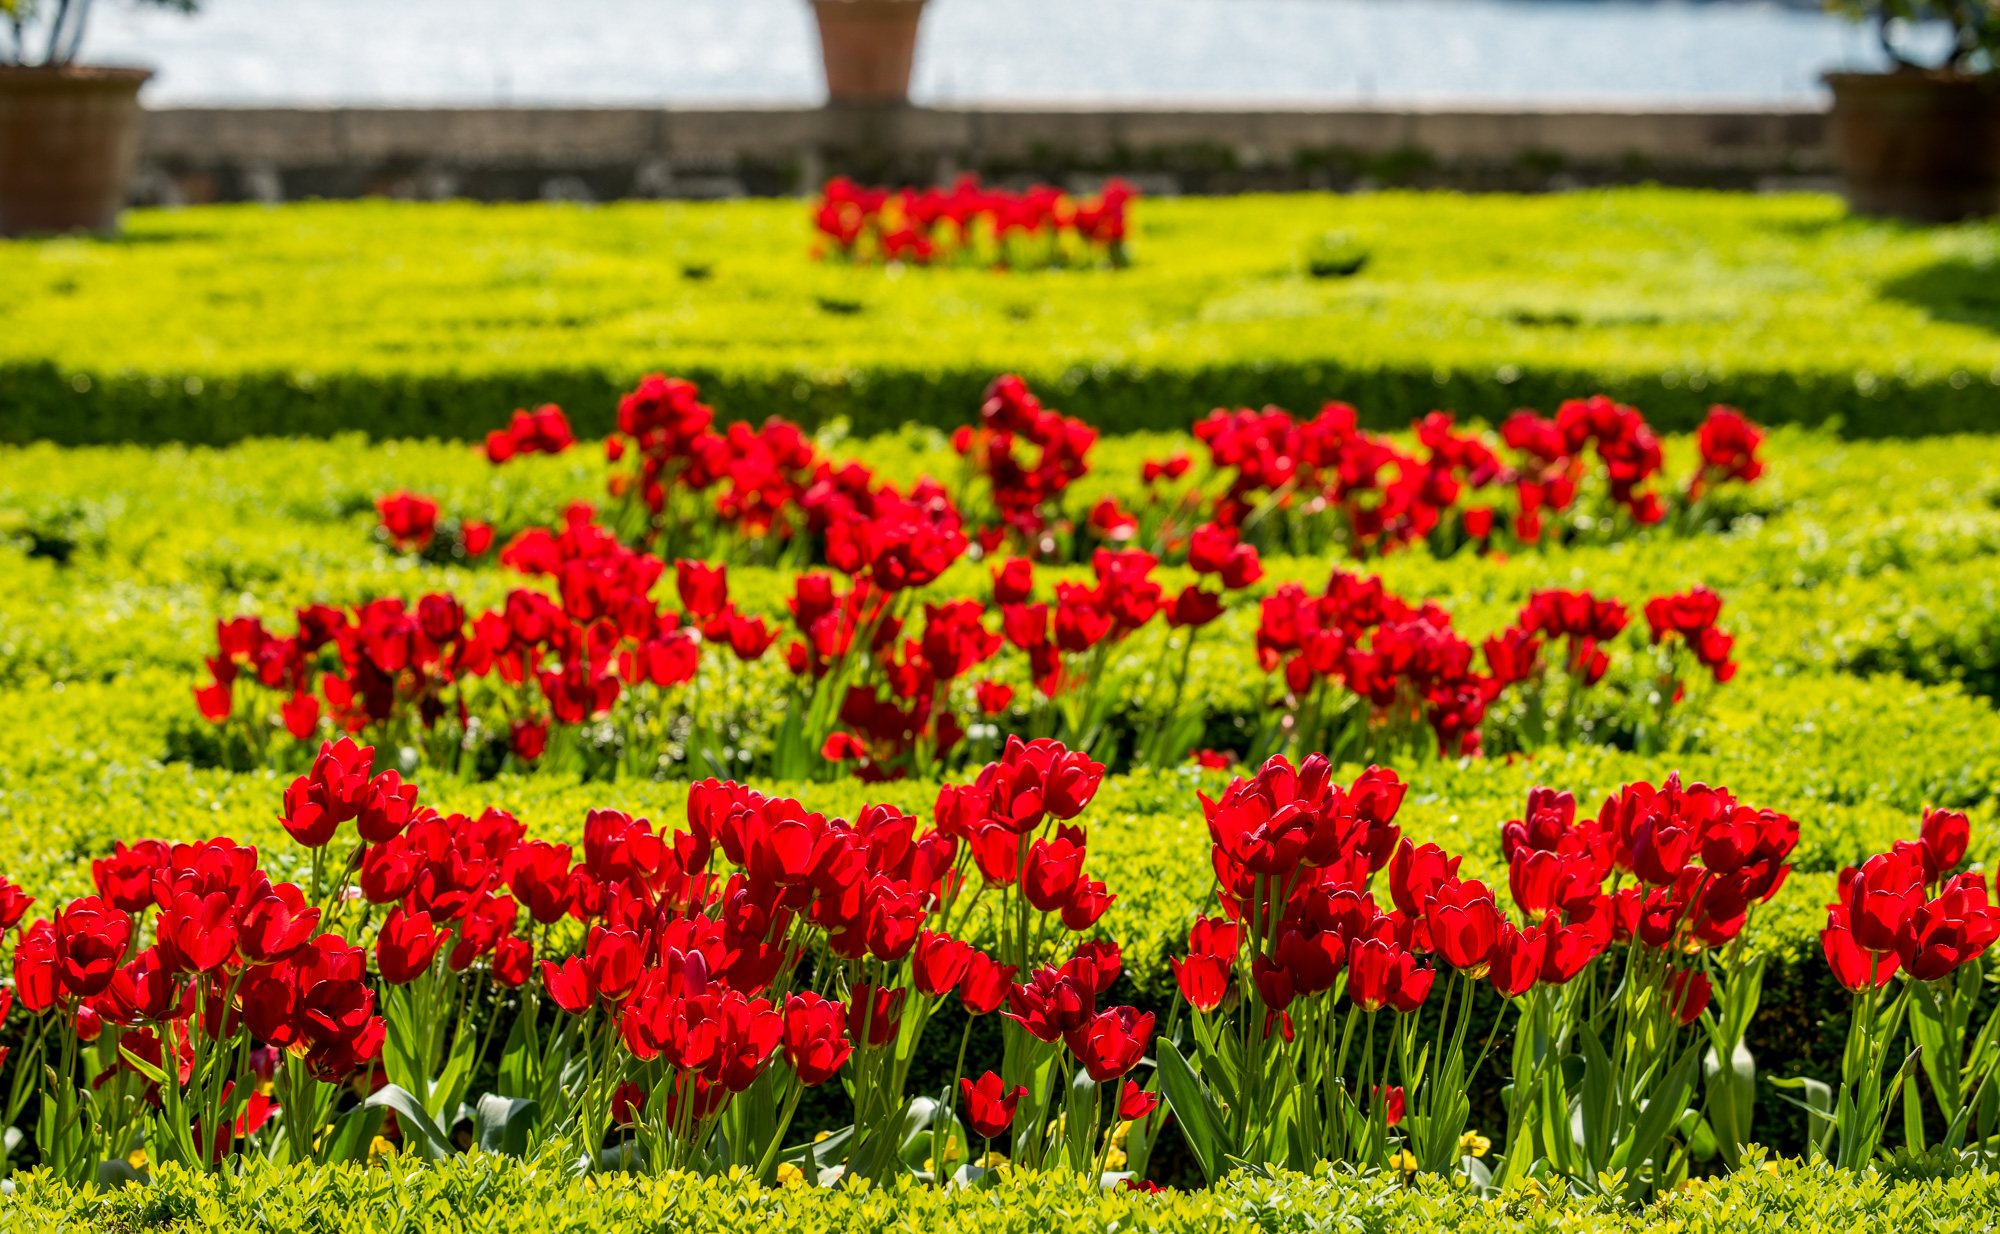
xmin=83 ymin=0 xmax=1934 ymax=107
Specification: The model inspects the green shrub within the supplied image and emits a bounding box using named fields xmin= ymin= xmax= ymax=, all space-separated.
xmin=3 ymin=1154 xmax=1998 ymax=1234
xmin=2 ymin=193 xmax=1997 ymax=445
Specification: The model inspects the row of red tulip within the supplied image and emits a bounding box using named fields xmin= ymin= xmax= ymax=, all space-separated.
xmin=457 ymin=373 xmax=1764 ymax=570
xmin=812 ymin=175 xmax=1135 ymax=269
xmin=197 ymin=491 xmax=1738 ymax=780
xmin=4 ymin=738 xmax=1988 ymax=1186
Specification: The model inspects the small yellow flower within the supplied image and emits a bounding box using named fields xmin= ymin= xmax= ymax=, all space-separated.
xmin=1104 ymin=1148 xmax=1128 ymax=1169
xmin=125 ymin=1149 xmax=148 ymax=1172
xmin=776 ymin=1163 xmax=806 ymax=1188
xmin=1389 ymin=1149 xmax=1420 ymax=1174
xmin=813 ymin=1129 xmax=833 ymax=1143
xmin=1758 ymin=1160 xmax=1780 ymax=1177
xmin=1112 ymin=1119 xmax=1133 ymax=1147
xmin=1458 ymin=1130 xmax=1491 ymax=1158
xmin=974 ymin=1151 xmax=1009 ymax=1168
xmin=367 ymin=1135 xmax=398 ymax=1166
xmin=1677 ymin=1177 xmax=1707 ymax=1196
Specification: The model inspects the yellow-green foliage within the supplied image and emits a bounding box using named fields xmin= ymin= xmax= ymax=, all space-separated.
xmin=1 ymin=192 xmax=1997 ymax=443
xmin=3 ymin=1154 xmax=1998 ymax=1234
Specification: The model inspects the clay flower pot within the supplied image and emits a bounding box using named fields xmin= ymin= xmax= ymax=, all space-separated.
xmin=809 ymin=0 xmax=928 ymax=105
xmin=0 ymin=64 xmax=152 ymax=236
xmin=1825 ymin=70 xmax=2000 ymax=222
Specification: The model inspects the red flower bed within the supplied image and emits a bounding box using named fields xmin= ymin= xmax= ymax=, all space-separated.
xmin=199 ymin=374 xmax=1761 ymax=782
xmin=813 ymin=175 xmax=1135 ymax=269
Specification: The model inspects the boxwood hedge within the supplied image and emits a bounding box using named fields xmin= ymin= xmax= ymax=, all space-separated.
xmin=1 ymin=192 xmax=1997 ymax=445
xmin=3 ymin=1154 xmax=1997 ymax=1234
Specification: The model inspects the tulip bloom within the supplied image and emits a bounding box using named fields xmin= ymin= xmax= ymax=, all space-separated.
xmin=1487 ymin=924 xmax=1545 ymax=997
xmin=1921 ymin=807 xmax=1971 ymax=879
xmin=1425 ymin=881 xmax=1502 ymax=977
xmin=52 ymin=898 xmax=133 ymax=998
xmin=1021 ymin=837 xmax=1085 ymax=912
xmin=1067 ymin=1005 xmax=1154 ymax=1083
xmin=960 ymin=1071 xmax=1026 ymax=1140
xmin=1119 ymin=1079 xmax=1161 ymax=1121
xmin=1663 ymin=969 xmax=1711 ymax=1026
xmin=237 ymin=887 xmax=320 ymax=966
xmin=676 ymin=559 xmax=728 ymax=619
xmin=911 ymin=930 xmax=975 ymax=998
xmin=847 ymin=982 xmax=905 ymax=1049
xmin=783 ymin=992 xmax=854 ymax=1086
xmin=958 ymin=951 xmax=1017 ymax=1016
xmin=376 ymin=909 xmax=445 ymax=986
xmin=1171 ymin=952 xmax=1231 ymax=1012
xmin=492 ymin=936 xmax=534 ymax=988
xmin=1895 ymin=887 xmax=1998 ymax=982
xmin=1822 ymin=916 xmax=1899 ymax=990
xmin=542 ymin=956 xmax=596 ymax=1015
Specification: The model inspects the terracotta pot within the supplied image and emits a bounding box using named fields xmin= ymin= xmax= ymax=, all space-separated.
xmin=0 ymin=64 xmax=152 ymax=237
xmin=1825 ymin=69 xmax=2000 ymax=222
xmin=810 ymin=0 xmax=927 ymax=105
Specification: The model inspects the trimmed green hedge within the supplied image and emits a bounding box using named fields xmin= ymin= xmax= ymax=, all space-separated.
xmin=3 ymin=1154 xmax=1997 ymax=1233
xmin=2 ymin=192 xmax=1998 ymax=444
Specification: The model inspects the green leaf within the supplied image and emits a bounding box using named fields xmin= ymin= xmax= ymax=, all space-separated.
xmin=366 ymin=1083 xmax=457 ymax=1158
xmin=320 ymin=1102 xmax=386 ymax=1165
xmin=496 ymin=998 xmax=539 ymax=1100
xmin=1155 ymin=1038 xmax=1224 ymax=1185
xmin=473 ymin=1093 xmax=539 ymax=1158
xmin=1615 ymin=1039 xmax=1702 ymax=1187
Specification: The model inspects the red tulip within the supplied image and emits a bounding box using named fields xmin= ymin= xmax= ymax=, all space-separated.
xmin=992 ymin=558 xmax=1035 ymax=606
xmin=1066 ymin=1005 xmax=1154 ymax=1083
xmin=1487 ymin=923 xmax=1545 ymax=998
xmin=1374 ymin=1084 xmax=1407 ymax=1127
xmin=1118 ymin=1079 xmax=1161 ymax=1121
xmin=1921 ymin=807 xmax=1971 ymax=879
xmin=375 ymin=909 xmax=445 ymax=986
xmin=1004 ymin=967 xmax=1093 ymax=1043
xmin=51 ymin=898 xmax=131 ymax=999
xmin=960 ymin=1071 xmax=1026 ymax=1140
xmin=585 ymin=926 xmax=648 ymax=1003
xmin=783 ymin=992 xmax=853 ymax=1086
xmin=676 ymin=559 xmax=729 ymax=620
xmin=1021 ymin=837 xmax=1085 ymax=912
xmin=1822 ymin=914 xmax=1899 ymax=990
xmin=1425 ymin=881 xmax=1502 ymax=977
xmin=912 ymin=930 xmax=976 ymax=997
xmin=1847 ymin=850 xmax=1925 ymax=953
xmin=847 ymin=982 xmax=905 ymax=1049
xmin=1388 ymin=840 xmax=1461 ymax=918
xmin=1663 ymin=969 xmax=1711 ymax=1026
xmin=542 ymin=955 xmax=596 ymax=1015
xmin=1171 ymin=952 xmax=1231 ymax=1012
xmin=492 ymin=936 xmax=534 ymax=988
xmin=237 ymin=886 xmax=320 ymax=965
xmin=958 ymin=951 xmax=1017 ymax=1016
xmin=1895 ymin=885 xmax=1999 ymax=982
xmin=156 ymin=891 xmax=236 ymax=975
xmin=356 ymin=771 xmax=419 ymax=844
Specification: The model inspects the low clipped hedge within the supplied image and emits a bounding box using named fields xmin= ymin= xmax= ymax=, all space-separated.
xmin=2 ymin=192 xmax=1998 ymax=445
xmin=7 ymin=356 xmax=1998 ymax=446
xmin=4 ymin=1155 xmax=1998 ymax=1234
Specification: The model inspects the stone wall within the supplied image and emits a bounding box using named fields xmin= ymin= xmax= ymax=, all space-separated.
xmin=132 ymin=104 xmax=1835 ymax=203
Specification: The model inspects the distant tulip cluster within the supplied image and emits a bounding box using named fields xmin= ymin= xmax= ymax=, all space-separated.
xmin=813 ymin=175 xmax=1135 ymax=269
